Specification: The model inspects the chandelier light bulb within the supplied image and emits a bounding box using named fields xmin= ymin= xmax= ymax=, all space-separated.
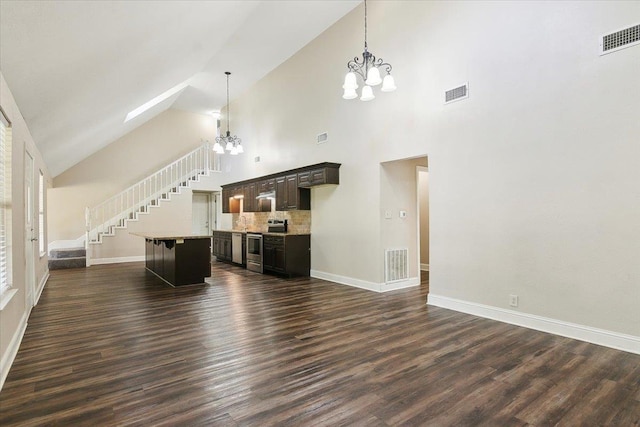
xmin=365 ymin=67 xmax=382 ymax=86
xmin=381 ymin=74 xmax=397 ymax=92
xmin=342 ymin=87 xmax=358 ymax=100
xmin=360 ymin=85 xmax=375 ymax=101
xmin=230 ymin=145 xmax=239 ymax=155
xmin=225 ymin=140 xmax=234 ymax=151
xmin=343 ymin=72 xmax=358 ymax=90
xmin=213 ymin=141 xmax=224 ymax=153
xmin=236 ymin=143 xmax=244 ymax=154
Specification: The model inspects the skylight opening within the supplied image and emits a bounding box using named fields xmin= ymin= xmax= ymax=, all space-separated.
xmin=124 ymin=81 xmax=189 ymax=123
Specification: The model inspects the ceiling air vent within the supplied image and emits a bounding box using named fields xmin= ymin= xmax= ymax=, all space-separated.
xmin=317 ymin=132 xmax=328 ymax=144
xmin=445 ymin=83 xmax=469 ymax=104
xmin=600 ymin=24 xmax=640 ymax=55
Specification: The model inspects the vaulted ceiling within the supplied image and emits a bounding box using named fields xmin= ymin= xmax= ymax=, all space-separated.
xmin=0 ymin=0 xmax=360 ymax=177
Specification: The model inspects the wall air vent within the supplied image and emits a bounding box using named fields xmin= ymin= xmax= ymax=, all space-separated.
xmin=317 ymin=132 xmax=328 ymax=144
xmin=445 ymin=83 xmax=469 ymax=104
xmin=385 ymin=248 xmax=409 ymax=284
xmin=600 ymin=24 xmax=640 ymax=55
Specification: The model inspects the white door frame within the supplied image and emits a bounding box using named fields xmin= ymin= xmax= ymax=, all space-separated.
xmin=192 ymin=191 xmax=213 ymax=235
xmin=416 ymin=165 xmax=429 ymax=273
xmin=24 ymin=149 xmax=36 ymax=309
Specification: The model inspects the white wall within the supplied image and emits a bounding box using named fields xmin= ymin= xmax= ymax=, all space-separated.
xmin=0 ymin=72 xmax=51 ymax=388
xmin=221 ymin=0 xmax=640 ymax=343
xmin=49 ymin=108 xmax=221 ymax=243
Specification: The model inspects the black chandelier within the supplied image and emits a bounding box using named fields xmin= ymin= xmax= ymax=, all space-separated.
xmin=342 ymin=0 xmax=396 ymax=101
xmin=214 ymin=72 xmax=243 ymax=155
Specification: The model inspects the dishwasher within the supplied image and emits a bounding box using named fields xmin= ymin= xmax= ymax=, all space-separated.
xmin=231 ymin=233 xmax=243 ymax=264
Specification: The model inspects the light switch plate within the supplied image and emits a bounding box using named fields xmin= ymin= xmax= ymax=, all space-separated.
xmin=399 ymin=210 xmax=407 ymax=218
xmin=384 ymin=210 xmax=392 ymax=219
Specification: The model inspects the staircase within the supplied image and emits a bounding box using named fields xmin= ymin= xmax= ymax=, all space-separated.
xmin=49 ymin=247 xmax=86 ymax=270
xmin=83 ymin=143 xmax=220 ymax=261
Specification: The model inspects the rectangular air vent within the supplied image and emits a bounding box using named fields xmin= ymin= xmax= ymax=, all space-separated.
xmin=317 ymin=132 xmax=328 ymax=144
xmin=385 ymin=248 xmax=408 ymax=283
xmin=600 ymin=24 xmax=640 ymax=55
xmin=445 ymin=83 xmax=469 ymax=104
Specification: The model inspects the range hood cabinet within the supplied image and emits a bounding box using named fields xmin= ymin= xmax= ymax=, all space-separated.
xmin=256 ymin=191 xmax=276 ymax=200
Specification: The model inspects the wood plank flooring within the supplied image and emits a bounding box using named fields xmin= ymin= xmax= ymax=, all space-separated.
xmin=1 ymin=262 xmax=639 ymax=426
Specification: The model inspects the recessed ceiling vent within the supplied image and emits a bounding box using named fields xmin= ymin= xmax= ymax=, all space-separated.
xmin=317 ymin=132 xmax=328 ymax=144
xmin=445 ymin=83 xmax=469 ymax=104
xmin=600 ymin=24 xmax=640 ymax=55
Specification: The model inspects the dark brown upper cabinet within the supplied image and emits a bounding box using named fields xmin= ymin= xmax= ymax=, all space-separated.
xmin=222 ymin=162 xmax=339 ymax=212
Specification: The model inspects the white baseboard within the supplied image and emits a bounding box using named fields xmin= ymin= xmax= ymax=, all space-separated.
xmin=427 ymin=294 xmax=640 ymax=355
xmin=420 ymin=263 xmax=429 ymax=271
xmin=310 ymin=270 xmax=419 ymax=293
xmin=383 ymin=277 xmax=420 ymax=292
xmin=0 ymin=312 xmax=28 ymax=391
xmin=91 ymin=256 xmax=145 ymax=265
xmin=34 ymin=271 xmax=50 ymax=306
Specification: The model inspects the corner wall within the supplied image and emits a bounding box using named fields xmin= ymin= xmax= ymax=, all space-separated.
xmin=49 ymin=108 xmax=221 ymax=244
xmin=0 ymin=72 xmax=51 ymax=389
xmin=221 ymin=0 xmax=640 ymax=347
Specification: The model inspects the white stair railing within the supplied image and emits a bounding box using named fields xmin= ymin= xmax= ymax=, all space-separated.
xmin=86 ymin=142 xmax=220 ymax=245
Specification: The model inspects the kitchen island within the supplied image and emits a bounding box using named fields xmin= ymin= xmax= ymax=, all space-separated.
xmin=132 ymin=233 xmax=211 ymax=286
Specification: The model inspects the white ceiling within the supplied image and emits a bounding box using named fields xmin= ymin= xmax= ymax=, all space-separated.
xmin=0 ymin=0 xmax=360 ymax=177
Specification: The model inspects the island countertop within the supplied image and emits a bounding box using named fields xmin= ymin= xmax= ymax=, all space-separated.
xmin=131 ymin=232 xmax=212 ymax=240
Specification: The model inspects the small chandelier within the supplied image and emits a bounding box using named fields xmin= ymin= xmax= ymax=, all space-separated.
xmin=214 ymin=71 xmax=243 ymax=155
xmin=342 ymin=0 xmax=396 ymax=101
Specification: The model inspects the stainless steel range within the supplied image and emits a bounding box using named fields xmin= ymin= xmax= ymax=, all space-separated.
xmin=246 ymin=233 xmax=263 ymax=273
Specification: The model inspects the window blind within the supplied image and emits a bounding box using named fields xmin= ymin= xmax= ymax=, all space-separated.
xmin=0 ymin=109 xmax=11 ymax=296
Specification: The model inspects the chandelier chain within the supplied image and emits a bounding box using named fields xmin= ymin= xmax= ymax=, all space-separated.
xmin=225 ymin=71 xmax=231 ymax=134
xmin=364 ymin=0 xmax=368 ymax=50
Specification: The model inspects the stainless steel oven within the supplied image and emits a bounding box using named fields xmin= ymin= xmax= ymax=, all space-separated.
xmin=246 ymin=233 xmax=263 ymax=273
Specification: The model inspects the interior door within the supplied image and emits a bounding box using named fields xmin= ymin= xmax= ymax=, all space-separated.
xmin=192 ymin=192 xmax=211 ymax=235
xmin=24 ymin=150 xmax=36 ymax=309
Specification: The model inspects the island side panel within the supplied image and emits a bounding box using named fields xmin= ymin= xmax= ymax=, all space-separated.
xmin=174 ymin=238 xmax=211 ymax=285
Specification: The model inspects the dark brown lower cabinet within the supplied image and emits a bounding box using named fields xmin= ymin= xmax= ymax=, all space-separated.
xmin=213 ymin=231 xmax=231 ymax=261
xmin=213 ymin=231 xmax=246 ymax=265
xmin=263 ymin=234 xmax=310 ymax=277
xmin=144 ymin=238 xmax=211 ymax=286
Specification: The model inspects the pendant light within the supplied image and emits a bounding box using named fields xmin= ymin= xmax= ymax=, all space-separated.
xmin=342 ymin=0 xmax=396 ymax=101
xmin=214 ymin=72 xmax=243 ymax=155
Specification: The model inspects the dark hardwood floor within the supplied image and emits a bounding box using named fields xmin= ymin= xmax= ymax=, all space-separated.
xmin=1 ymin=262 xmax=639 ymax=426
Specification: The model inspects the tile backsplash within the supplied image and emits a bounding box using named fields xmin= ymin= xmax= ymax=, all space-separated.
xmin=231 ymin=210 xmax=311 ymax=233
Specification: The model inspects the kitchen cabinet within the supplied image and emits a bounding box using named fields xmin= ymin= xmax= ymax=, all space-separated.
xmin=213 ymin=231 xmax=232 ymax=261
xmin=297 ymin=165 xmax=340 ymax=187
xmin=222 ymin=162 xmax=339 ymax=212
xmin=213 ymin=231 xmax=244 ymax=264
xmin=259 ymin=178 xmax=275 ymax=193
xmin=276 ymin=174 xmax=310 ymax=211
xmin=263 ymin=234 xmax=310 ymax=277
xmin=222 ymin=189 xmax=240 ymax=214
xmin=243 ymin=182 xmax=258 ymax=212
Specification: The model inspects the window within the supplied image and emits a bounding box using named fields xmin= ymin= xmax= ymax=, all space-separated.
xmin=39 ymin=170 xmax=45 ymax=256
xmin=0 ymin=108 xmax=12 ymax=297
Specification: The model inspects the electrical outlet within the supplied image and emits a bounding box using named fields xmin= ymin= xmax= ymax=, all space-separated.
xmin=254 ymin=156 xmax=261 ymax=163
xmin=509 ymin=294 xmax=519 ymax=307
